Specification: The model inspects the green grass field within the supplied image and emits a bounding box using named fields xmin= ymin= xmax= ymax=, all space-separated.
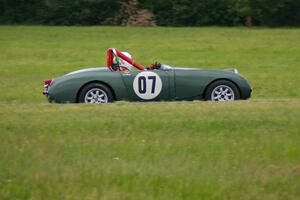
xmin=0 ymin=26 xmax=300 ymax=199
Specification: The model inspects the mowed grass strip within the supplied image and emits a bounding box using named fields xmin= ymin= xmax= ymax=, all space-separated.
xmin=1 ymin=101 xmax=299 ymax=199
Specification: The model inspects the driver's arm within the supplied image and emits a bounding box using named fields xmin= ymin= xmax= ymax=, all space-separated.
xmin=147 ymin=62 xmax=161 ymax=70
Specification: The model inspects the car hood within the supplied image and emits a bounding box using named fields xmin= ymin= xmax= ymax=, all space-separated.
xmin=173 ymin=67 xmax=238 ymax=74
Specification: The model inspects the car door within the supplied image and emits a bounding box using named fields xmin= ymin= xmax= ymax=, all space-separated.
xmin=174 ymin=68 xmax=209 ymax=100
xmin=121 ymin=70 xmax=171 ymax=101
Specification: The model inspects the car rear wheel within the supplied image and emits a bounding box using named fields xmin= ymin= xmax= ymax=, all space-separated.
xmin=205 ymin=80 xmax=240 ymax=101
xmin=78 ymin=83 xmax=113 ymax=104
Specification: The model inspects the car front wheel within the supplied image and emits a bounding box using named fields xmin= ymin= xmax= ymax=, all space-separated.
xmin=78 ymin=83 xmax=113 ymax=104
xmin=205 ymin=80 xmax=240 ymax=101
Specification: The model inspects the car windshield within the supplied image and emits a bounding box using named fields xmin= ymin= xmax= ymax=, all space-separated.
xmin=160 ymin=64 xmax=173 ymax=70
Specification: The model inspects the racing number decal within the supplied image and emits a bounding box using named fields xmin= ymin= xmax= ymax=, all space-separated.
xmin=133 ymin=71 xmax=162 ymax=100
xmin=138 ymin=76 xmax=156 ymax=94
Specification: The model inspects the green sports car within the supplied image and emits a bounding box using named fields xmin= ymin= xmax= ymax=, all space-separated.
xmin=43 ymin=48 xmax=252 ymax=103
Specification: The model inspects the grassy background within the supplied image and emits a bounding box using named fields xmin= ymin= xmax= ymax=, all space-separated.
xmin=0 ymin=26 xmax=300 ymax=102
xmin=0 ymin=26 xmax=300 ymax=199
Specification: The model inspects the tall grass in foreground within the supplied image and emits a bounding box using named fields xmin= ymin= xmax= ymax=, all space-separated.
xmin=1 ymin=101 xmax=300 ymax=199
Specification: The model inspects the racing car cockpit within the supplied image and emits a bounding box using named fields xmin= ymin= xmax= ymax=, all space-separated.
xmin=107 ymin=48 xmax=171 ymax=72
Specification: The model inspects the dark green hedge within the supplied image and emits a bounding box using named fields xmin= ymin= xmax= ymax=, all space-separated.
xmin=1 ymin=0 xmax=300 ymax=26
xmin=139 ymin=0 xmax=300 ymax=26
xmin=0 ymin=0 xmax=120 ymax=25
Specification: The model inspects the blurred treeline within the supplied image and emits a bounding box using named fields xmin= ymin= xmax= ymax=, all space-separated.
xmin=0 ymin=0 xmax=299 ymax=26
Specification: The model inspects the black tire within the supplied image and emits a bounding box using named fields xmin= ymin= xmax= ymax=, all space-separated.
xmin=204 ymin=80 xmax=240 ymax=101
xmin=78 ymin=83 xmax=114 ymax=103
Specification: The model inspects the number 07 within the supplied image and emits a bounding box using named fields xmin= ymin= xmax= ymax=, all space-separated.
xmin=138 ymin=76 xmax=156 ymax=94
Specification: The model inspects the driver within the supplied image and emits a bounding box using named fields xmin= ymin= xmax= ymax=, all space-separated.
xmin=107 ymin=48 xmax=145 ymax=71
xmin=113 ymin=51 xmax=133 ymax=71
xmin=107 ymin=48 xmax=161 ymax=71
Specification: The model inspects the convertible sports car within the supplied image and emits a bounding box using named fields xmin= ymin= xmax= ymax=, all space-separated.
xmin=43 ymin=48 xmax=252 ymax=103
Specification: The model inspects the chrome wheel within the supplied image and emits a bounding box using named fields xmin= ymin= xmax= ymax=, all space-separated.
xmin=211 ymin=85 xmax=235 ymax=101
xmin=84 ymin=88 xmax=108 ymax=104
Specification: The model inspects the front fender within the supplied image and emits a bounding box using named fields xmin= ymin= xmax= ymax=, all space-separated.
xmin=174 ymin=68 xmax=251 ymax=100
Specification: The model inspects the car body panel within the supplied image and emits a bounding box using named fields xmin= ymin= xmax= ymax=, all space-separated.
xmin=48 ymin=67 xmax=128 ymax=103
xmin=45 ymin=66 xmax=251 ymax=103
xmin=174 ymin=68 xmax=251 ymax=100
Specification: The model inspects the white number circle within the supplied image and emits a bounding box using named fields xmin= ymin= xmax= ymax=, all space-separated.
xmin=133 ymin=71 xmax=162 ymax=100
